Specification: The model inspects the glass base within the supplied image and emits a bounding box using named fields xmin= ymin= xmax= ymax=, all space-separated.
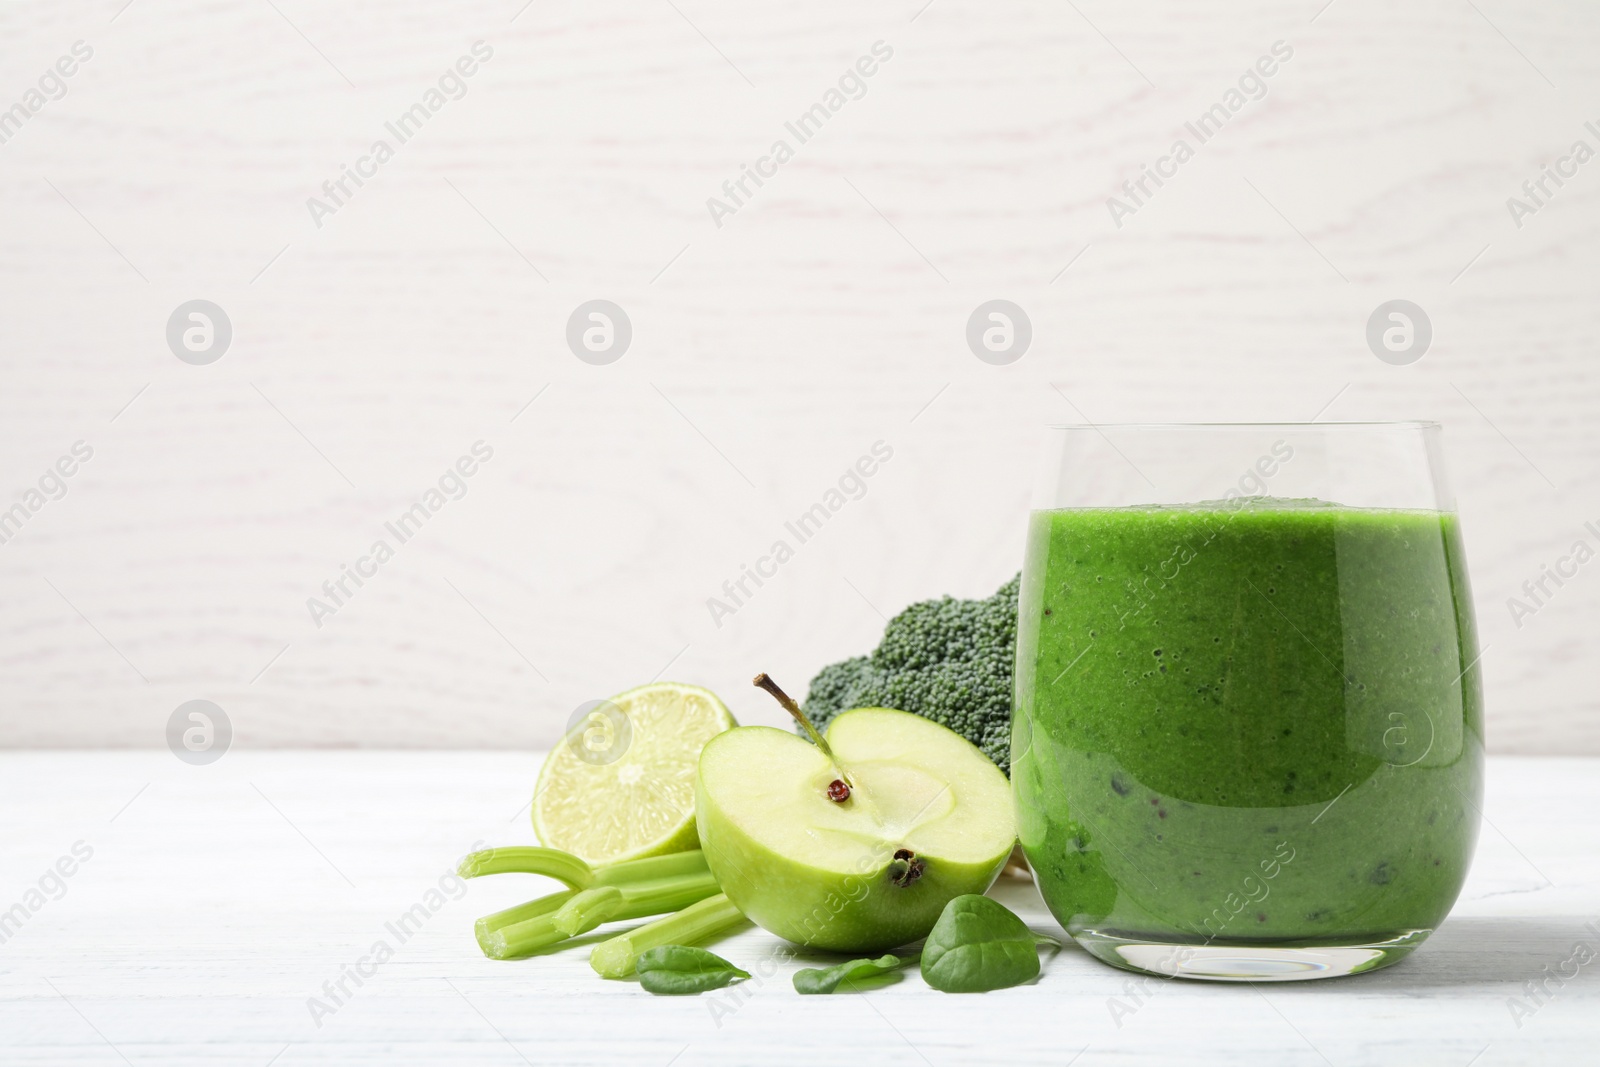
xmin=1072 ymin=927 xmax=1433 ymax=982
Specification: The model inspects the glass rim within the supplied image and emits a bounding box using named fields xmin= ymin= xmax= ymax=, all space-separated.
xmin=1043 ymin=420 xmax=1441 ymax=431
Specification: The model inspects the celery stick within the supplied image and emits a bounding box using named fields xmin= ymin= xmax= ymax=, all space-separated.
xmin=590 ymin=893 xmax=747 ymax=978
xmin=486 ymin=874 xmax=721 ymax=958
xmin=480 ymin=913 xmax=569 ymax=960
xmin=463 ymin=847 xmax=721 ymax=960
xmin=457 ymin=847 xmax=594 ymax=887
xmin=553 ymin=887 xmax=626 ymax=937
xmin=590 ymin=850 xmax=711 ymax=887
xmin=475 ymin=889 xmax=574 ymax=939
xmin=610 ymin=870 xmax=719 ymax=916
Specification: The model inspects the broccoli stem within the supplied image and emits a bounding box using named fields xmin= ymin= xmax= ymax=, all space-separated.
xmin=590 ymin=893 xmax=747 ymax=978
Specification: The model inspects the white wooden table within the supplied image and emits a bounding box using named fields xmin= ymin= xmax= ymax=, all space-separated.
xmin=1 ymin=752 xmax=1594 ymax=1065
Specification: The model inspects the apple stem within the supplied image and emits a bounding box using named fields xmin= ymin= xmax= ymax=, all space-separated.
xmin=751 ymin=673 xmax=854 ymax=788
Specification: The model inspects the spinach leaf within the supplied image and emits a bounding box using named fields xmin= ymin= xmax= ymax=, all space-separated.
xmin=635 ymin=945 xmax=750 ymax=995
xmin=793 ymin=953 xmax=917 ymax=994
xmin=920 ymin=895 xmax=1060 ymax=993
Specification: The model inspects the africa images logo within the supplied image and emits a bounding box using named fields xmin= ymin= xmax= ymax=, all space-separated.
xmin=305 ymin=42 xmax=494 ymax=229
xmin=705 ymin=41 xmax=894 ymax=228
xmin=1106 ymin=41 xmax=1294 ymax=228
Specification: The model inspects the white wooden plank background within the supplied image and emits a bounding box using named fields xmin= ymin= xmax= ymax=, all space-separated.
xmin=0 ymin=0 xmax=1597 ymax=750
xmin=0 ymin=751 xmax=1594 ymax=1065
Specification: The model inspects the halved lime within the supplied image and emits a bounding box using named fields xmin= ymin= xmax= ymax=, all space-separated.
xmin=533 ymin=682 xmax=737 ymax=866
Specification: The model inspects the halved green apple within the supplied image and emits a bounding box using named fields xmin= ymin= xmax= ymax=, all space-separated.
xmin=695 ymin=706 xmax=1015 ymax=953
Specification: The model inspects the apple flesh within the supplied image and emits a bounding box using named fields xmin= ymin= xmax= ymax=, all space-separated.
xmin=695 ymin=707 xmax=1015 ymax=953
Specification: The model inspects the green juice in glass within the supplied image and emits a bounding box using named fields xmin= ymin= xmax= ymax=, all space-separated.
xmin=1012 ymin=499 xmax=1484 ymax=978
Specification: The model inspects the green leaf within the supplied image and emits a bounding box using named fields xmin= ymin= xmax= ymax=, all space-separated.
xmin=920 ymin=895 xmax=1060 ymax=993
xmin=793 ymin=953 xmax=917 ymax=994
xmin=635 ymin=945 xmax=751 ymax=995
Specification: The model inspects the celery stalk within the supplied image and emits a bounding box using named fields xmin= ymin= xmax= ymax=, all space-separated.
xmin=552 ymin=887 xmax=626 ymax=936
xmin=457 ymin=847 xmax=594 ymax=887
xmin=590 ymin=893 xmax=747 ymax=978
xmin=590 ymin=850 xmax=712 ymax=887
xmin=465 ymin=848 xmax=723 ymax=960
xmin=475 ymin=889 xmax=574 ymax=939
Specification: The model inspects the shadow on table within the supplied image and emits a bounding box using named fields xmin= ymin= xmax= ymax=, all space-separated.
xmin=1273 ymin=914 xmax=1597 ymax=993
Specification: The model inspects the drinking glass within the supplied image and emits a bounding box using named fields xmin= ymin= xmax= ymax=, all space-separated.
xmin=1012 ymin=423 xmax=1483 ymax=981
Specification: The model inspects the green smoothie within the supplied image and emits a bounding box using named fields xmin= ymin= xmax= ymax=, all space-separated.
xmin=1012 ymin=499 xmax=1483 ymax=966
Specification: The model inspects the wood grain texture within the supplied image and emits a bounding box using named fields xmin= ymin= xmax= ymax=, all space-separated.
xmin=0 ymin=1 xmax=1597 ymax=749
xmin=0 ymin=751 xmax=1595 ymax=1065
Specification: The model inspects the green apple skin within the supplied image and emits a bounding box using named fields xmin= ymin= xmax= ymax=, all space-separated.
xmin=695 ymin=707 xmax=1015 ymax=954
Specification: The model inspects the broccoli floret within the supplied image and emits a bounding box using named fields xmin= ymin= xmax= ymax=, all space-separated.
xmin=801 ymin=573 xmax=1021 ymax=774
